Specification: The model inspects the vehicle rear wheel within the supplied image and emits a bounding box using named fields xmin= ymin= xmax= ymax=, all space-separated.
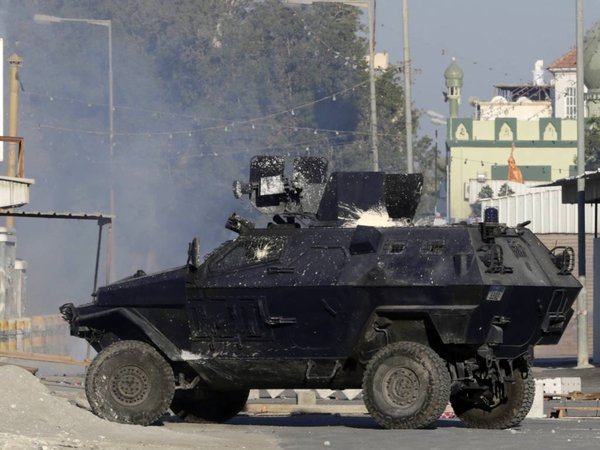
xmin=85 ymin=340 xmax=175 ymax=425
xmin=170 ymin=388 xmax=249 ymax=423
xmin=450 ymin=366 xmax=535 ymax=429
xmin=362 ymin=342 xmax=451 ymax=429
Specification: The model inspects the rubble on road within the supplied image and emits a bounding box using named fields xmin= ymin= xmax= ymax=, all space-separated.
xmin=0 ymin=365 xmax=276 ymax=449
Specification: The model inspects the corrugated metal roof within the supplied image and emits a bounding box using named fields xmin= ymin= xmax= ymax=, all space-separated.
xmin=541 ymin=169 xmax=600 ymax=203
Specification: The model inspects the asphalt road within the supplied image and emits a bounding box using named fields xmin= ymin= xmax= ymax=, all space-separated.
xmin=162 ymin=414 xmax=600 ymax=450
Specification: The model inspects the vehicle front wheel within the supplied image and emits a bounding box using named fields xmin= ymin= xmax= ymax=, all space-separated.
xmin=450 ymin=366 xmax=535 ymax=429
xmin=85 ymin=340 xmax=175 ymax=425
xmin=362 ymin=342 xmax=451 ymax=429
xmin=170 ymin=388 xmax=249 ymax=423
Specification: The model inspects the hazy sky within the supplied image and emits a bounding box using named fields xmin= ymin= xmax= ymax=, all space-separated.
xmin=375 ymin=0 xmax=600 ymax=136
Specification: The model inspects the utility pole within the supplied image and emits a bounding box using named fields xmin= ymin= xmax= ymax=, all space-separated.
xmin=575 ymin=0 xmax=591 ymax=368
xmin=106 ymin=19 xmax=115 ymax=285
xmin=367 ymin=0 xmax=379 ymax=171
xmin=402 ymin=0 xmax=413 ymax=173
xmin=6 ymin=54 xmax=23 ymax=231
xmin=434 ymin=129 xmax=438 ymax=202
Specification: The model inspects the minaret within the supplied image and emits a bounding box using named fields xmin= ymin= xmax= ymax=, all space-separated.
xmin=444 ymin=58 xmax=464 ymax=118
xmin=584 ymin=22 xmax=600 ymax=117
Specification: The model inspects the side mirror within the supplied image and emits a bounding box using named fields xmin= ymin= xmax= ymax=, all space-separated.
xmin=187 ymin=238 xmax=201 ymax=270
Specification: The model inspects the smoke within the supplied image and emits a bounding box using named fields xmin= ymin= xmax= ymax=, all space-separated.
xmin=1 ymin=0 xmax=371 ymax=320
xmin=2 ymin=3 xmax=247 ymax=317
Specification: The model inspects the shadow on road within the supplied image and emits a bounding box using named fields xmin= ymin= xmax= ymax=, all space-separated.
xmin=226 ymin=415 xmax=465 ymax=429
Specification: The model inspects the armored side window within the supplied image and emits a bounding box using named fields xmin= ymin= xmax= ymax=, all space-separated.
xmin=421 ymin=240 xmax=445 ymax=255
xmin=386 ymin=241 xmax=406 ymax=254
xmin=244 ymin=236 xmax=285 ymax=262
xmin=211 ymin=237 xmax=286 ymax=272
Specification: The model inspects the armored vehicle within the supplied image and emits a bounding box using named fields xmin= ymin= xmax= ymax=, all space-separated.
xmin=61 ymin=156 xmax=581 ymax=429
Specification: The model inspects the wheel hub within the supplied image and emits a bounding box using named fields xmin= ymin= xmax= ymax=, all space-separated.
xmin=383 ymin=367 xmax=420 ymax=408
xmin=110 ymin=365 xmax=150 ymax=406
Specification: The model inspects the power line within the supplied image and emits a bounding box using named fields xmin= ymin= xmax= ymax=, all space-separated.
xmin=22 ymin=80 xmax=370 ymax=136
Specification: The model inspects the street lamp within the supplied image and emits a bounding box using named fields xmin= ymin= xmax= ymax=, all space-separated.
xmin=283 ymin=0 xmax=379 ymax=170
xmin=34 ymin=13 xmax=114 ymax=284
xmin=575 ymin=0 xmax=591 ymax=368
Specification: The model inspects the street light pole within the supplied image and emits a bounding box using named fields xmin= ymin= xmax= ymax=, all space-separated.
xmin=34 ymin=14 xmax=114 ymax=284
xmin=367 ymin=0 xmax=379 ymax=171
xmin=575 ymin=0 xmax=591 ymax=369
xmin=106 ymin=19 xmax=115 ymax=286
xmin=402 ymin=0 xmax=413 ymax=174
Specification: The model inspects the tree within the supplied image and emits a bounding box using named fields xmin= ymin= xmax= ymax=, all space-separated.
xmin=106 ymin=0 xmax=435 ymax=214
xmin=498 ymin=183 xmax=515 ymax=197
xmin=585 ymin=117 xmax=600 ymax=169
xmin=469 ymin=184 xmax=494 ymax=219
xmin=478 ymin=185 xmax=494 ymax=200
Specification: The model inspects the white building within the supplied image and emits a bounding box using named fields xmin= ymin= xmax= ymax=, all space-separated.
xmin=547 ymin=48 xmax=588 ymax=119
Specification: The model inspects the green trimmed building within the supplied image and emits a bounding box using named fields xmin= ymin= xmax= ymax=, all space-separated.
xmin=444 ymin=61 xmax=577 ymax=222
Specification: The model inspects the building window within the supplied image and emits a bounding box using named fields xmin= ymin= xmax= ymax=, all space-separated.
xmin=491 ymin=165 xmax=551 ymax=182
xmin=565 ymin=87 xmax=577 ymax=119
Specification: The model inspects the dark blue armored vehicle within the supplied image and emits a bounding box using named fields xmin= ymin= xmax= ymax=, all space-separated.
xmin=61 ymin=156 xmax=581 ymax=429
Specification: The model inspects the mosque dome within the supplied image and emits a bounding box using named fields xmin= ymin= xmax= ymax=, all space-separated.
xmin=444 ymin=59 xmax=464 ymax=87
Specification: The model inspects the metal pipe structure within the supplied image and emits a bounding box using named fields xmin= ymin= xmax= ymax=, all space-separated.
xmin=575 ymin=0 xmax=591 ymax=368
xmin=33 ymin=14 xmax=115 ymax=284
xmin=6 ymin=54 xmax=22 ymax=231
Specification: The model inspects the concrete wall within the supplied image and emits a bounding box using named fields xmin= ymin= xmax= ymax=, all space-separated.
xmin=478 ymin=101 xmax=551 ymax=121
xmin=0 ymin=228 xmax=26 ymax=320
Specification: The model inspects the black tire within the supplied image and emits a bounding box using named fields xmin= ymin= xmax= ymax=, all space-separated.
xmin=450 ymin=366 xmax=535 ymax=429
xmin=85 ymin=340 xmax=175 ymax=426
xmin=170 ymin=388 xmax=249 ymax=423
xmin=362 ymin=342 xmax=451 ymax=429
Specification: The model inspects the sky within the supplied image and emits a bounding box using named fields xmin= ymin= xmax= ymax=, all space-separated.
xmin=375 ymin=0 xmax=600 ymax=138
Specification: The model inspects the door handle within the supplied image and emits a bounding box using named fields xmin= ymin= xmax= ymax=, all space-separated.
xmin=267 ymin=266 xmax=295 ymax=274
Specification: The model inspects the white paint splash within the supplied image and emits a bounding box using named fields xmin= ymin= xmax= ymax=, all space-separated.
xmin=254 ymin=242 xmax=274 ymax=260
xmin=181 ymin=350 xmax=204 ymax=361
xmin=339 ymin=203 xmax=411 ymax=228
